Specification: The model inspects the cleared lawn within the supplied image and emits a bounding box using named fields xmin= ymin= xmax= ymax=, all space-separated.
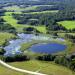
xmin=3 ymin=12 xmax=46 ymax=33
xmin=24 ymin=10 xmax=58 ymax=14
xmin=58 ymin=20 xmax=75 ymax=29
xmin=0 ymin=64 xmax=27 ymax=75
xmin=0 ymin=32 xmax=16 ymax=46
xmin=24 ymin=6 xmax=38 ymax=11
xmin=9 ymin=60 xmax=75 ymax=75
xmin=1 ymin=60 xmax=74 ymax=75
xmin=3 ymin=5 xmax=58 ymax=13
xmin=3 ymin=5 xmax=41 ymax=11
xmin=3 ymin=5 xmax=23 ymax=11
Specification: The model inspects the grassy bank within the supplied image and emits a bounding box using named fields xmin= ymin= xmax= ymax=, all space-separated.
xmin=3 ymin=12 xmax=46 ymax=33
xmin=0 ymin=32 xmax=16 ymax=46
xmin=8 ymin=60 xmax=75 ymax=75
xmin=24 ymin=10 xmax=58 ymax=14
xmin=58 ymin=20 xmax=75 ymax=29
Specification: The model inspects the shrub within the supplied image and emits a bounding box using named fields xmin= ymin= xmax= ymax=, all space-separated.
xmin=0 ymin=48 xmax=5 ymax=55
xmin=36 ymin=54 xmax=56 ymax=61
xmin=4 ymin=54 xmax=30 ymax=62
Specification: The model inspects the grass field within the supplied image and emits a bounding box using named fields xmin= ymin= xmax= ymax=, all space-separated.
xmin=3 ymin=5 xmax=23 ymax=11
xmin=24 ymin=5 xmax=55 ymax=11
xmin=3 ymin=5 xmax=58 ymax=13
xmin=1 ymin=60 xmax=74 ymax=75
xmin=3 ymin=5 xmax=41 ymax=11
xmin=0 ymin=64 xmax=26 ymax=75
xmin=24 ymin=10 xmax=58 ymax=14
xmin=0 ymin=32 xmax=16 ymax=46
xmin=24 ymin=6 xmax=38 ymax=11
xmin=3 ymin=5 xmax=58 ymax=33
xmin=58 ymin=20 xmax=75 ymax=29
xmin=3 ymin=12 xmax=46 ymax=33
xmin=8 ymin=60 xmax=75 ymax=75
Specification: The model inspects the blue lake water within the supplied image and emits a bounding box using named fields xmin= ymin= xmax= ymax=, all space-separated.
xmin=29 ymin=43 xmax=67 ymax=54
xmin=4 ymin=33 xmax=66 ymax=56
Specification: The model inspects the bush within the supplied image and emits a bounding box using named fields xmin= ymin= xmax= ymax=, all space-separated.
xmin=0 ymin=55 xmax=5 ymax=60
xmin=4 ymin=56 xmax=15 ymax=62
xmin=36 ymin=54 xmax=56 ymax=61
xmin=70 ymin=59 xmax=75 ymax=71
xmin=15 ymin=54 xmax=30 ymax=61
xmin=0 ymin=48 xmax=5 ymax=55
xmin=54 ymin=56 xmax=69 ymax=67
xmin=23 ymin=27 xmax=40 ymax=34
xmin=4 ymin=54 xmax=30 ymax=62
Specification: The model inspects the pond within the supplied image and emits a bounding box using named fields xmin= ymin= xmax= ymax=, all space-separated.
xmin=29 ymin=43 xmax=67 ymax=54
xmin=4 ymin=33 xmax=66 ymax=56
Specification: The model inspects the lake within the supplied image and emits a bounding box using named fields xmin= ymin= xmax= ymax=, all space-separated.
xmin=4 ymin=33 xmax=66 ymax=56
xmin=29 ymin=43 xmax=67 ymax=54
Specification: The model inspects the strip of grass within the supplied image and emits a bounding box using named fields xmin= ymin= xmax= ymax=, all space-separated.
xmin=3 ymin=5 xmax=41 ymax=11
xmin=0 ymin=64 xmax=26 ymax=75
xmin=24 ymin=10 xmax=58 ymax=14
xmin=20 ymin=40 xmax=52 ymax=51
xmin=20 ymin=39 xmax=67 ymax=52
xmin=58 ymin=20 xmax=75 ymax=29
xmin=3 ymin=5 xmax=58 ymax=13
xmin=3 ymin=5 xmax=23 ymax=11
xmin=9 ymin=60 xmax=75 ymax=75
xmin=3 ymin=12 xmax=46 ymax=33
xmin=0 ymin=32 xmax=16 ymax=46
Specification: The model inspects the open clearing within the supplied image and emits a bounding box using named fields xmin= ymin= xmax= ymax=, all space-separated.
xmin=1 ymin=60 xmax=74 ymax=75
xmin=0 ymin=32 xmax=16 ymax=46
xmin=0 ymin=64 xmax=25 ymax=75
xmin=3 ymin=5 xmax=23 ymax=11
xmin=24 ymin=10 xmax=58 ymax=14
xmin=58 ymin=20 xmax=75 ymax=29
xmin=9 ymin=60 xmax=75 ymax=75
xmin=3 ymin=5 xmax=58 ymax=13
xmin=3 ymin=5 xmax=58 ymax=33
xmin=3 ymin=12 xmax=46 ymax=33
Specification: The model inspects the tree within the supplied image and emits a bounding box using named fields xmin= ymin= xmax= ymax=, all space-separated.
xmin=36 ymin=55 xmax=56 ymax=61
xmin=70 ymin=59 xmax=75 ymax=71
xmin=0 ymin=48 xmax=5 ymax=55
xmin=55 ymin=56 xmax=69 ymax=67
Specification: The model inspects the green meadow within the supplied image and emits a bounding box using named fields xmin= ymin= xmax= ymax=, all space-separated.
xmin=3 ymin=12 xmax=46 ymax=33
xmin=24 ymin=10 xmax=58 ymax=14
xmin=3 ymin=5 xmax=40 ymax=11
xmin=0 ymin=60 xmax=74 ymax=75
xmin=3 ymin=5 xmax=58 ymax=13
xmin=0 ymin=64 xmax=25 ymax=75
xmin=9 ymin=60 xmax=75 ymax=75
xmin=3 ymin=5 xmax=58 ymax=33
xmin=58 ymin=20 xmax=75 ymax=29
xmin=0 ymin=32 xmax=16 ymax=46
xmin=3 ymin=5 xmax=23 ymax=11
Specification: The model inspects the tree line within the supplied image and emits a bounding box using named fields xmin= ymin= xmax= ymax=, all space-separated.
xmin=36 ymin=54 xmax=75 ymax=71
xmin=12 ymin=2 xmax=75 ymax=33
